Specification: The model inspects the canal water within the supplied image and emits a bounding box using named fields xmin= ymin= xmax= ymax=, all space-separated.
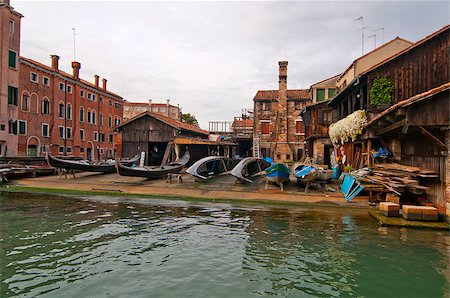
xmin=0 ymin=191 xmax=448 ymax=297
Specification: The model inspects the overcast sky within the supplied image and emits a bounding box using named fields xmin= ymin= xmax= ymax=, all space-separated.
xmin=14 ymin=0 xmax=449 ymax=129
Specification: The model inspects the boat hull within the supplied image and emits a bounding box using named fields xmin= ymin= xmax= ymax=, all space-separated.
xmin=186 ymin=156 xmax=237 ymax=180
xmin=264 ymin=163 xmax=291 ymax=183
xmin=47 ymin=154 xmax=139 ymax=173
xmin=230 ymin=157 xmax=271 ymax=183
xmin=117 ymin=152 xmax=190 ymax=179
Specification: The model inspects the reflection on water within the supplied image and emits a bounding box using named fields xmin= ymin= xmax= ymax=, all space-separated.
xmin=0 ymin=191 xmax=448 ymax=297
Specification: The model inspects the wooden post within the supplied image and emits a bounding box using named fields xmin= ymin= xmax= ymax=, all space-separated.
xmin=367 ymin=139 xmax=372 ymax=167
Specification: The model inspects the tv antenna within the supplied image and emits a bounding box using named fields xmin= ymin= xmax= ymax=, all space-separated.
xmin=373 ymin=28 xmax=385 ymax=45
xmin=72 ymin=27 xmax=76 ymax=61
xmin=368 ymin=34 xmax=377 ymax=49
xmin=355 ymin=16 xmax=367 ymax=55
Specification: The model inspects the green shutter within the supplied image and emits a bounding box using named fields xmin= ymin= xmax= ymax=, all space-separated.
xmin=19 ymin=121 xmax=26 ymax=135
xmin=317 ymin=89 xmax=325 ymax=102
xmin=7 ymin=86 xmax=18 ymax=105
xmin=8 ymin=51 xmax=16 ymax=68
xmin=328 ymin=88 xmax=336 ymax=98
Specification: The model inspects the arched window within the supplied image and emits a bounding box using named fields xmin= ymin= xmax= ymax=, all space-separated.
xmin=66 ymin=103 xmax=72 ymax=120
xmin=92 ymin=110 xmax=97 ymax=125
xmin=108 ymin=115 xmax=112 ymax=127
xmin=87 ymin=109 xmax=92 ymax=124
xmin=58 ymin=102 xmax=65 ymax=118
xmin=21 ymin=91 xmax=30 ymax=112
xmin=42 ymin=98 xmax=50 ymax=115
xmin=79 ymin=106 xmax=84 ymax=122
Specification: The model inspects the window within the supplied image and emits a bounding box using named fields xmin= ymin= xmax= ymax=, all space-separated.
xmin=327 ymin=88 xmax=336 ymax=99
xmin=152 ymin=107 xmax=158 ymax=112
xmin=262 ymin=102 xmax=271 ymax=111
xmin=100 ymin=133 xmax=105 ymax=142
xmin=18 ymin=120 xmax=26 ymax=135
xmin=80 ymin=147 xmax=85 ymax=153
xmin=80 ymin=129 xmax=85 ymax=140
xmin=323 ymin=111 xmax=332 ymax=124
xmin=94 ymin=131 xmax=98 ymax=141
xmin=58 ymin=126 xmax=65 ymax=139
xmin=80 ymin=90 xmax=85 ymax=98
xmin=9 ymin=19 xmax=14 ymax=33
xmin=92 ymin=94 xmax=96 ymax=101
xmin=30 ymin=72 xmax=38 ymax=83
xmin=114 ymin=117 xmax=119 ymax=126
xmin=66 ymin=127 xmax=72 ymax=139
xmin=295 ymin=119 xmax=304 ymax=134
xmin=8 ymin=50 xmax=17 ymax=68
xmin=43 ymin=76 xmax=50 ymax=86
xmin=261 ymin=121 xmax=270 ymax=135
xmin=42 ymin=123 xmax=49 ymax=137
xmin=79 ymin=107 xmax=84 ymax=122
xmin=66 ymin=104 xmax=72 ymax=120
xmin=8 ymin=120 xmax=17 ymax=135
xmin=109 ymin=100 xmax=112 ymax=106
xmin=66 ymin=147 xmax=72 ymax=153
xmin=108 ymin=115 xmax=112 ymax=127
xmin=59 ymin=146 xmax=64 ymax=153
xmin=108 ymin=134 xmax=113 ymax=143
xmin=87 ymin=109 xmax=92 ymax=124
xmin=22 ymin=93 xmax=30 ymax=112
xmin=59 ymin=82 xmax=65 ymax=91
xmin=99 ymin=148 xmax=104 ymax=155
xmin=316 ymin=89 xmax=325 ymax=102
xmin=66 ymin=85 xmax=72 ymax=93
xmin=58 ymin=102 xmax=65 ymax=118
xmin=92 ymin=110 xmax=96 ymax=124
xmin=160 ymin=107 xmax=166 ymax=113
xmin=42 ymin=145 xmax=48 ymax=153
xmin=87 ymin=92 xmax=92 ymax=100
xmin=294 ymin=101 xmax=303 ymax=110
xmin=42 ymin=99 xmax=50 ymax=115
xmin=99 ymin=113 xmax=103 ymax=126
xmin=8 ymin=86 xmax=18 ymax=105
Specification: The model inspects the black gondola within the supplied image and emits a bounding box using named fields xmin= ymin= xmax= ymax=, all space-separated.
xmin=116 ymin=151 xmax=190 ymax=179
xmin=47 ymin=153 xmax=139 ymax=173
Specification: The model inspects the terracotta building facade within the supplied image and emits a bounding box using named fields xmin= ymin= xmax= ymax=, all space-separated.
xmin=253 ymin=61 xmax=311 ymax=163
xmin=0 ymin=0 xmax=22 ymax=156
xmin=18 ymin=56 xmax=124 ymax=160
xmin=123 ymin=100 xmax=181 ymax=122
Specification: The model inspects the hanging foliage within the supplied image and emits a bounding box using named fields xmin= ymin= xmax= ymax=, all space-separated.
xmin=370 ymin=77 xmax=395 ymax=106
xmin=329 ymin=110 xmax=367 ymax=144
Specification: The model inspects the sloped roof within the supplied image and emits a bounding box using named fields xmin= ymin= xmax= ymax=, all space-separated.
xmin=124 ymin=102 xmax=179 ymax=108
xmin=20 ymin=56 xmax=123 ymax=100
xmin=116 ymin=111 xmax=209 ymax=136
xmin=253 ymin=89 xmax=310 ymax=101
xmin=232 ymin=118 xmax=253 ymax=128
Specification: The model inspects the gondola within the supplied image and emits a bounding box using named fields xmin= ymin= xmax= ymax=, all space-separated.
xmin=186 ymin=156 xmax=237 ymax=180
xmin=230 ymin=157 xmax=271 ymax=183
xmin=116 ymin=151 xmax=190 ymax=179
xmin=47 ymin=153 xmax=139 ymax=173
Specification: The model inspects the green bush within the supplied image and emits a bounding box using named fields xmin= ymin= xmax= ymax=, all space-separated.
xmin=370 ymin=77 xmax=394 ymax=106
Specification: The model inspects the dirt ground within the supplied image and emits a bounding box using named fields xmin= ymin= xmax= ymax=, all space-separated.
xmin=8 ymin=171 xmax=368 ymax=207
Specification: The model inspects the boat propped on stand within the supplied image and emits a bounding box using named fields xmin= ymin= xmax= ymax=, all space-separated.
xmin=230 ymin=157 xmax=271 ymax=183
xmin=264 ymin=161 xmax=291 ymax=191
xmin=117 ymin=151 xmax=190 ymax=179
xmin=186 ymin=156 xmax=237 ymax=180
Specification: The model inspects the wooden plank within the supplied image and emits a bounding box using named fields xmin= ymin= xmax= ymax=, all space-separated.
xmin=416 ymin=125 xmax=447 ymax=150
xmin=377 ymin=118 xmax=406 ymax=135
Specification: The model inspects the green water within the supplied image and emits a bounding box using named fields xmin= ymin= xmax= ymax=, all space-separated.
xmin=0 ymin=192 xmax=448 ymax=297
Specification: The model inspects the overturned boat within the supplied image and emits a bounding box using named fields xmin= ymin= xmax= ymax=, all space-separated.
xmin=230 ymin=157 xmax=271 ymax=183
xmin=293 ymin=164 xmax=318 ymax=183
xmin=117 ymin=151 xmax=190 ymax=179
xmin=47 ymin=153 xmax=139 ymax=174
xmin=186 ymin=156 xmax=236 ymax=180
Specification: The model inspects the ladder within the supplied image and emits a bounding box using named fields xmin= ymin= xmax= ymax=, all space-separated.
xmin=253 ymin=136 xmax=261 ymax=158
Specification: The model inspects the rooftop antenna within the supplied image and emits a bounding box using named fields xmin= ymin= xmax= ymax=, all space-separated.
xmin=368 ymin=34 xmax=377 ymax=49
xmin=373 ymin=27 xmax=385 ymax=44
xmin=355 ymin=16 xmax=367 ymax=55
xmin=72 ymin=28 xmax=77 ymax=61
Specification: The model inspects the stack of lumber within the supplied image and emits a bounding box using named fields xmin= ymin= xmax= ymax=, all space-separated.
xmin=358 ymin=163 xmax=438 ymax=195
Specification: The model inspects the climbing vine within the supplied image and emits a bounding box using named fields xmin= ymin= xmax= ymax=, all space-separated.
xmin=369 ymin=77 xmax=395 ymax=106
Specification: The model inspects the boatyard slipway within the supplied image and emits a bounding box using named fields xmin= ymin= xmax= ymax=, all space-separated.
xmin=6 ymin=172 xmax=368 ymax=207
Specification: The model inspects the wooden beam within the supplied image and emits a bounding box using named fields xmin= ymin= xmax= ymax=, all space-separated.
xmin=377 ymin=119 xmax=406 ymax=135
xmin=416 ymin=126 xmax=448 ymax=150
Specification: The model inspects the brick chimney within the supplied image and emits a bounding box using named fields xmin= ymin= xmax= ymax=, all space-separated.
xmin=71 ymin=61 xmax=81 ymax=79
xmin=51 ymin=55 xmax=59 ymax=71
xmin=94 ymin=75 xmax=99 ymax=88
xmin=278 ymin=61 xmax=288 ymax=142
xmin=102 ymin=78 xmax=107 ymax=91
xmin=166 ymin=99 xmax=170 ymax=116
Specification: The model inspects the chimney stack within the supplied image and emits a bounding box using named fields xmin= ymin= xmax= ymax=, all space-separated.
xmin=278 ymin=61 xmax=288 ymax=143
xmin=94 ymin=75 xmax=99 ymax=88
xmin=71 ymin=61 xmax=81 ymax=79
xmin=102 ymin=78 xmax=107 ymax=91
xmin=166 ymin=99 xmax=170 ymax=116
xmin=148 ymin=99 xmax=152 ymax=112
xmin=51 ymin=55 xmax=59 ymax=71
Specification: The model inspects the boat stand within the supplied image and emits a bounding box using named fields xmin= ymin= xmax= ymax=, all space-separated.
xmin=265 ymin=178 xmax=284 ymax=192
xmin=58 ymin=168 xmax=76 ymax=180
